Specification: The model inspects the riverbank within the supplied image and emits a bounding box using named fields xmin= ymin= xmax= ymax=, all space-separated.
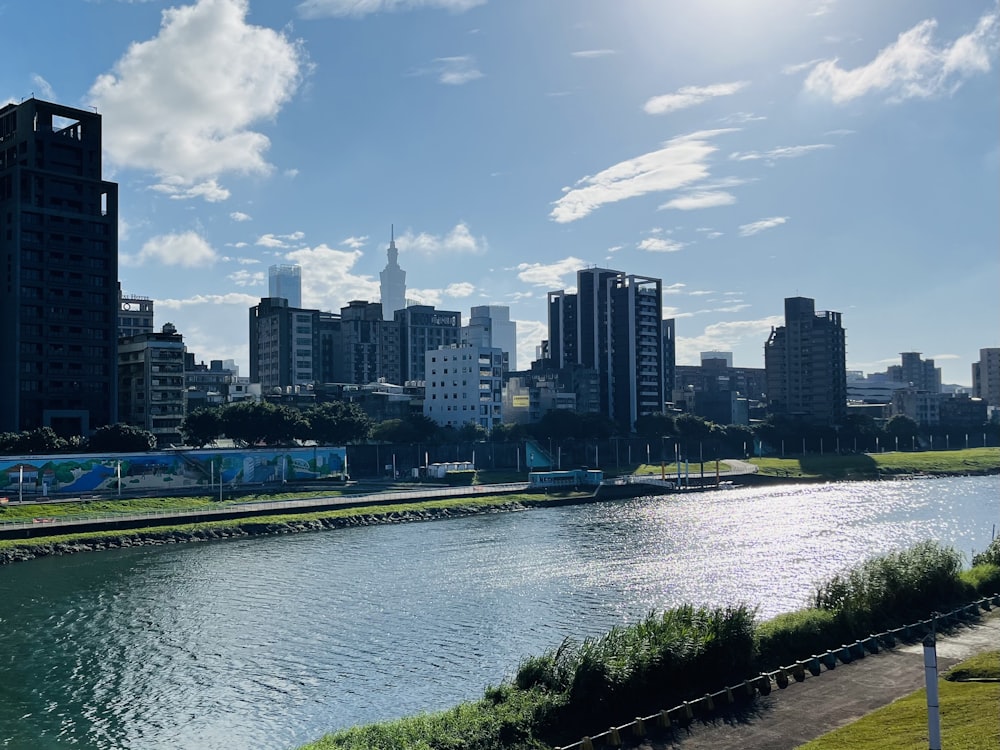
xmin=1 ymin=447 xmax=997 ymax=565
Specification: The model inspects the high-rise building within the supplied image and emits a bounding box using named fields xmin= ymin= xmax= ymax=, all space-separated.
xmin=337 ymin=300 xmax=397 ymax=385
xmin=662 ymin=319 xmax=676 ymax=399
xmin=395 ymin=305 xmax=461 ymax=384
xmin=118 ymin=323 xmax=186 ymax=446
xmin=249 ymin=297 xmax=337 ymax=392
xmin=268 ymin=264 xmax=302 ymax=308
xmin=0 ymin=99 xmax=119 ymax=436
xmin=887 ymin=352 xmax=941 ymax=393
xmin=464 ymin=305 xmax=517 ymax=372
xmin=546 ymin=268 xmax=664 ymax=430
xmin=972 ymin=347 xmax=1000 ymax=407
xmin=764 ymin=296 xmax=847 ymax=426
xmin=379 ymin=227 xmax=406 ymax=321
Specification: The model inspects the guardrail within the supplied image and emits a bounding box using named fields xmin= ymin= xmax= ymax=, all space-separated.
xmin=0 ymin=482 xmax=531 ymax=531
xmin=555 ymin=595 xmax=1000 ymax=750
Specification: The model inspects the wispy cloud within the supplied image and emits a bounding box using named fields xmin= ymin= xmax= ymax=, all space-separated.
xmin=660 ymin=191 xmax=736 ymax=211
xmin=256 ymin=231 xmax=306 ymax=248
xmin=297 ymin=0 xmax=484 ymax=19
xmin=571 ymin=49 xmax=617 ymax=58
xmin=550 ymin=129 xmax=736 ymax=223
xmin=157 ymin=292 xmax=260 ymax=309
xmin=230 ymin=211 xmax=252 ymax=222
xmin=643 ymin=81 xmax=749 ymax=115
xmin=31 ymin=74 xmax=55 ymax=100
xmin=431 ymin=56 xmax=483 ymax=85
xmin=515 ymin=256 xmax=588 ymax=288
xmin=445 ymin=281 xmax=476 ymax=297
xmin=341 ymin=235 xmax=368 ymax=249
xmin=227 ymin=269 xmax=265 ymax=287
xmin=739 ymin=216 xmax=788 ymax=237
xmin=729 ymin=144 xmax=833 ymax=162
xmin=803 ymin=7 xmax=1000 ymax=103
xmin=637 ymin=237 xmax=685 ymax=252
xmin=151 ymin=177 xmax=231 ymax=202
xmin=395 ymin=222 xmax=487 ymax=255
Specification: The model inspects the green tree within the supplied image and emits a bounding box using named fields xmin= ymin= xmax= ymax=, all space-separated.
xmin=531 ymin=409 xmax=582 ymax=442
xmin=457 ymin=421 xmax=488 ymax=443
xmin=885 ymin=415 xmax=920 ymax=446
xmin=371 ymin=414 xmax=440 ymax=444
xmin=17 ymin=427 xmax=69 ymax=454
xmin=220 ymin=401 xmax=307 ymax=447
xmin=180 ymin=408 xmax=222 ymax=448
xmin=87 ymin=424 xmax=156 ymax=453
xmin=306 ymin=402 xmax=372 ymax=445
xmin=634 ymin=412 xmax=676 ymax=440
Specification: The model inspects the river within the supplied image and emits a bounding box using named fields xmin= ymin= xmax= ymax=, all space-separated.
xmin=1 ymin=476 xmax=997 ymax=749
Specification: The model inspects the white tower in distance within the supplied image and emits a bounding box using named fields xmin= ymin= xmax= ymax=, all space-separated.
xmin=379 ymin=226 xmax=406 ymax=321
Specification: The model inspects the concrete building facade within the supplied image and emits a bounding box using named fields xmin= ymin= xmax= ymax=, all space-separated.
xmin=972 ymin=348 xmax=1000 ymax=407
xmin=424 ymin=343 xmax=504 ymax=430
xmin=395 ymin=305 xmax=461 ymax=384
xmin=0 ymin=99 xmax=119 ymax=436
xmin=118 ymin=323 xmax=186 ymax=446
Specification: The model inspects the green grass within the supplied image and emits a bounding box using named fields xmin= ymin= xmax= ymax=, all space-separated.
xmin=632 ymin=461 xmax=731 ymax=476
xmin=797 ymin=651 xmax=1000 ymax=750
xmin=750 ymin=448 xmax=1000 ymax=480
xmin=944 ymin=650 xmax=1000 ymax=682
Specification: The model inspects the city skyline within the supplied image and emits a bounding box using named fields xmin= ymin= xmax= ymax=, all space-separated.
xmin=3 ymin=0 xmax=997 ymax=384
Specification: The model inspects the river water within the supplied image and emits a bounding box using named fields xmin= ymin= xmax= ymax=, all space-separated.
xmin=1 ymin=476 xmax=997 ymax=749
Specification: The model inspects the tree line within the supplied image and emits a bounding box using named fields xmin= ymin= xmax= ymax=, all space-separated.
xmin=1 ymin=402 xmax=995 ymax=456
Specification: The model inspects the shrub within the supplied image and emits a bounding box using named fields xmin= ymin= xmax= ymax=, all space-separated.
xmin=972 ymin=536 xmax=1000 ymax=567
xmin=754 ymin=608 xmax=845 ymax=670
xmin=812 ymin=541 xmax=966 ymax=634
xmin=960 ymin=564 xmax=1000 ymax=597
xmin=443 ymin=470 xmax=476 ymax=486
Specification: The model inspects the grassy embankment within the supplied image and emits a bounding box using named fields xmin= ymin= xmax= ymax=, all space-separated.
xmin=299 ymin=539 xmax=1000 ymax=750
xmin=798 ymin=650 xmax=1000 ymax=749
xmin=750 ymin=446 xmax=1000 ymax=480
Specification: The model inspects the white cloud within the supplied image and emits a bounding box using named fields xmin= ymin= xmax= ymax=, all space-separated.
xmin=151 ymin=177 xmax=231 ymax=202
xmin=31 ymin=74 xmax=56 ymax=100
xmin=284 ymin=244 xmax=380 ymax=309
xmin=297 ymin=0 xmax=484 ymax=18
xmin=676 ymin=315 xmax=784 ymax=365
xmin=395 ymin=222 xmax=486 ymax=255
xmin=515 ymin=319 xmax=547 ymax=369
xmin=660 ymin=190 xmax=736 ymax=211
xmin=689 ymin=290 xmax=714 ymax=296
xmin=157 ymin=292 xmax=260 ymax=309
xmin=803 ymin=9 xmax=1000 ymax=103
xmin=572 ymin=49 xmax=617 ymax=58
xmin=124 ymin=231 xmax=219 ymax=268
xmin=90 ymin=0 xmax=305 ymax=196
xmin=341 ymin=235 xmax=368 ymax=249
xmin=434 ymin=56 xmax=483 ymax=85
xmin=515 ymin=256 xmax=588 ymax=288
xmin=739 ymin=216 xmax=788 ymax=236
xmin=637 ymin=237 xmax=685 ymax=252
xmin=783 ymin=59 xmax=824 ymax=75
xmin=227 ymin=269 xmax=265 ymax=287
xmin=729 ymin=144 xmax=833 ymax=162
xmin=643 ymin=81 xmax=749 ymax=115
xmin=445 ymin=281 xmax=476 ymax=297
xmin=230 ymin=211 xmax=252 ymax=222
xmin=256 ymin=231 xmax=306 ymax=248
xmin=664 ymin=283 xmax=686 ymax=294
xmin=550 ymin=129 xmax=736 ymax=223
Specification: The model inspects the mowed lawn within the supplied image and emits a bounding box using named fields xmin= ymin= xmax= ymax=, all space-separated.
xmin=798 ymin=651 xmax=1000 ymax=750
xmin=751 ymin=447 xmax=1000 ymax=480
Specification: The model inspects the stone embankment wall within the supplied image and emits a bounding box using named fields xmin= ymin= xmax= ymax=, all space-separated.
xmin=0 ymin=502 xmax=529 ymax=566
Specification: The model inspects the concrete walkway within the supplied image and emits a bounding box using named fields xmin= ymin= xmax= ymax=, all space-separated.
xmin=625 ymin=611 xmax=1000 ymax=750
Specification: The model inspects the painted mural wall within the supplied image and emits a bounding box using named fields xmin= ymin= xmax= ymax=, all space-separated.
xmin=0 ymin=447 xmax=347 ymax=498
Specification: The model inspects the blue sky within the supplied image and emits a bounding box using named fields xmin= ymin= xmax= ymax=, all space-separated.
xmin=4 ymin=0 xmax=998 ymax=385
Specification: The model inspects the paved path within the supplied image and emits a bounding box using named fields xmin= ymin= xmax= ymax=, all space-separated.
xmin=619 ymin=611 xmax=1000 ymax=750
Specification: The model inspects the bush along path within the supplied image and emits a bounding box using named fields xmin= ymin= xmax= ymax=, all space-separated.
xmin=299 ymin=540 xmax=1000 ymax=750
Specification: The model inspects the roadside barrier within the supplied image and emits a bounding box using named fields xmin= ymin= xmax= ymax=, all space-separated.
xmin=555 ymin=594 xmax=999 ymax=750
